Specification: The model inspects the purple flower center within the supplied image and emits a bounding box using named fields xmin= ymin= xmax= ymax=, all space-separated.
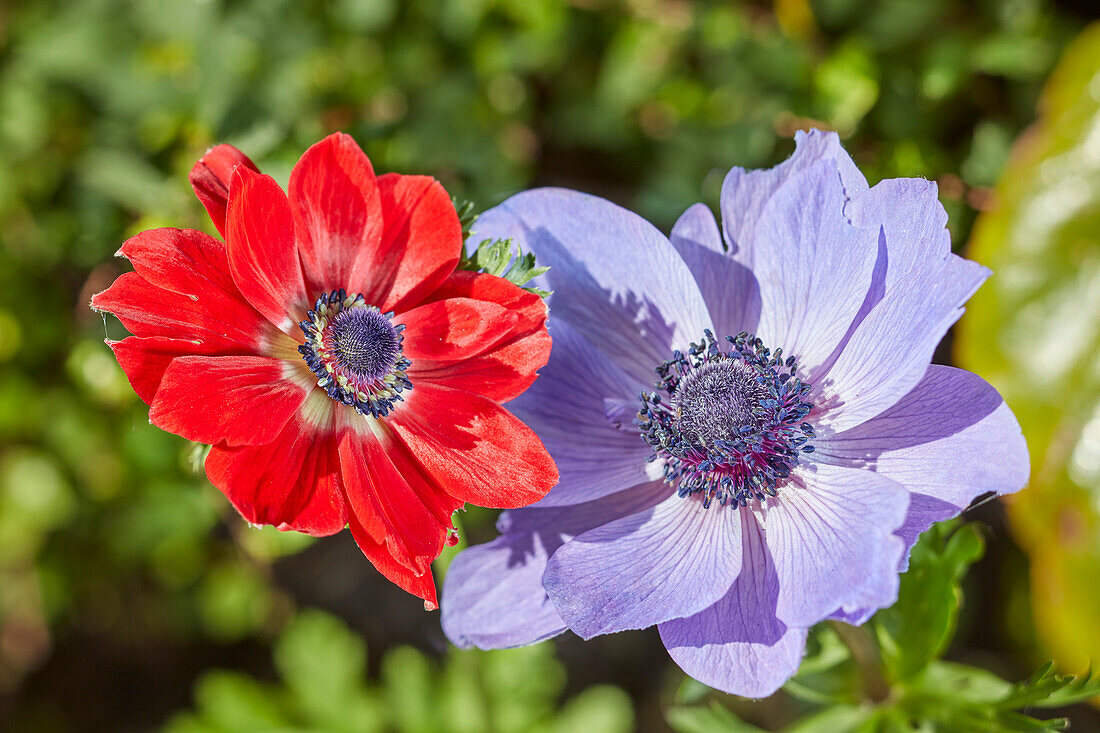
xmin=298 ymin=289 xmax=412 ymax=418
xmin=637 ymin=331 xmax=816 ymax=508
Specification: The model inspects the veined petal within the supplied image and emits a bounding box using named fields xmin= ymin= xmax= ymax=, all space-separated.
xmin=93 ymin=272 xmax=265 ymax=352
xmin=670 ymin=203 xmax=761 ymax=339
xmin=442 ymin=533 xmax=567 ymax=649
xmin=816 ymin=365 xmax=1029 ymax=560
xmin=359 ymin=173 xmax=462 ymax=314
xmin=721 ymin=129 xmax=868 ymax=255
xmin=765 ymin=462 xmax=908 ymax=628
xmin=418 ymin=269 xmax=548 ymax=333
xmin=388 ymin=381 xmax=557 ymax=508
xmin=397 ymin=297 xmax=518 ymax=362
xmin=349 ymin=512 xmax=439 ymax=609
xmin=106 ymin=335 xmax=201 ymax=405
xmin=544 ymin=494 xmax=744 ymax=638
xmin=120 ymin=228 xmax=235 ymax=300
xmin=408 ymin=331 xmax=551 ymax=403
xmin=814 ymin=181 xmax=990 ymax=431
xmin=506 ymin=318 xmax=652 ymax=507
xmin=441 ymin=481 xmax=670 ymax=649
xmin=289 ymin=132 xmax=384 ymax=295
xmin=472 ymin=188 xmax=714 ymax=386
xmin=94 ymin=226 xmax=273 ymax=353
xmin=407 ymin=271 xmax=551 ymax=402
xmin=338 ymin=426 xmax=460 ymax=575
xmin=226 ymin=167 xmax=308 ymax=334
xmin=659 ymin=510 xmax=807 ymax=699
xmin=189 ymin=144 xmax=260 ymax=238
xmin=748 ymin=160 xmax=880 ymax=376
xmin=205 ymin=418 xmax=347 ymax=537
xmin=149 ymin=355 xmax=306 ymax=447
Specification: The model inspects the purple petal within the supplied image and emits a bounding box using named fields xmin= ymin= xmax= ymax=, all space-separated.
xmin=544 ymin=494 xmax=745 ymax=639
xmin=816 ymin=364 xmax=1029 ymax=549
xmin=474 ymin=188 xmax=714 ymax=385
xmin=441 ymin=533 xmax=567 ymax=649
xmin=893 ymin=493 xmax=963 ymax=557
xmin=670 ymin=203 xmax=761 ymax=339
xmin=506 ymin=318 xmax=653 ymax=507
xmin=827 ymin=493 xmax=959 ymax=625
xmin=721 ymin=129 xmax=868 ymax=257
xmin=746 ymin=159 xmax=880 ymax=374
xmin=765 ymin=463 xmax=909 ymax=629
xmin=814 ymin=181 xmax=990 ymax=431
xmin=659 ymin=510 xmax=808 ymax=698
xmin=441 ymin=482 xmax=671 ymax=649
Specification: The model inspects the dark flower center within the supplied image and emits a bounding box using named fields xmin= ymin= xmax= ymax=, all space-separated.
xmin=637 ymin=331 xmax=816 ymax=508
xmin=329 ymin=306 xmax=402 ymax=382
xmin=298 ymin=289 xmax=412 ymax=418
xmin=672 ymin=360 xmax=770 ymax=446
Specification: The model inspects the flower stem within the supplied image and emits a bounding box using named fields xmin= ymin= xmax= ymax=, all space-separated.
xmin=828 ymin=620 xmax=891 ymax=703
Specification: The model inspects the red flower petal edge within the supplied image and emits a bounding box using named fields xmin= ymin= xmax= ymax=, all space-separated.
xmin=92 ymin=133 xmax=559 ymax=606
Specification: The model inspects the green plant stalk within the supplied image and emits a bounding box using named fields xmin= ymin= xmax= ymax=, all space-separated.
xmin=829 ymin=620 xmax=891 ymax=704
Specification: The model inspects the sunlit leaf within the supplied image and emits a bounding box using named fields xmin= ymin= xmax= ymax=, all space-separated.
xmin=874 ymin=523 xmax=984 ymax=680
xmin=957 ymin=21 xmax=1100 ymax=675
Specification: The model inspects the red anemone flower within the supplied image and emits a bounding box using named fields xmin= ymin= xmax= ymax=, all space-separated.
xmin=92 ymin=133 xmax=558 ymax=608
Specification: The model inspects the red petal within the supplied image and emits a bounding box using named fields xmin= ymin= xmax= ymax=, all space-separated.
xmin=408 ymin=329 xmax=551 ymax=402
xmin=189 ymin=144 xmax=260 ymax=238
xmin=119 ymin=228 xmax=240 ymax=298
xmin=396 ymin=297 xmax=518 ymax=361
xmin=92 ymin=271 xmax=266 ymax=353
xmin=93 ymin=227 xmax=272 ymax=349
xmin=348 ymin=512 xmax=439 ymax=609
xmin=338 ymin=428 xmax=460 ymax=574
xmin=150 ymin=355 xmax=306 ymax=447
xmin=407 ymin=271 xmax=551 ymax=402
xmin=289 ymin=133 xmax=384 ymax=295
xmin=419 ymin=270 xmax=546 ymax=332
xmin=107 ymin=336 xmax=201 ymax=405
xmin=361 ymin=173 xmax=461 ymax=313
xmin=205 ymin=419 xmax=347 ymax=536
xmin=226 ymin=167 xmax=308 ymax=333
xmin=388 ymin=381 xmax=558 ymax=508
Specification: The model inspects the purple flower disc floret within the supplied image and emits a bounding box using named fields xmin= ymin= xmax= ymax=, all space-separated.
xmin=440 ymin=130 xmax=1030 ymax=698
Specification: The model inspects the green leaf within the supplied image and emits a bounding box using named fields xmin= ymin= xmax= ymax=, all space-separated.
xmin=874 ymin=522 xmax=985 ymax=680
xmin=998 ymin=663 xmax=1100 ymax=710
xmin=381 ymin=646 xmax=437 ymax=733
xmin=192 ymin=671 xmax=287 ymax=730
xmin=900 ymin=661 xmax=1090 ymax=731
xmin=665 ymin=701 xmax=767 ymax=733
xmin=956 ymin=20 xmax=1100 ymax=674
xmin=783 ymin=705 xmax=879 ymax=733
xmin=546 ymin=685 xmax=634 ymax=733
xmin=912 ymin=661 xmax=1013 ymax=706
xmin=453 ymin=196 xmax=478 ymax=242
xmin=462 ymin=236 xmax=551 ymax=297
xmin=783 ymin=624 xmax=861 ymax=705
xmin=273 ymin=610 xmax=370 ymax=725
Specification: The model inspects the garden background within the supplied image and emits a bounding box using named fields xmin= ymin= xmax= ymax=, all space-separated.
xmin=2 ymin=0 xmax=1100 ymax=730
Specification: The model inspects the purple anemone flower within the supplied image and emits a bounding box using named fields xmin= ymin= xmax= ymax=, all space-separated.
xmin=440 ymin=130 xmax=1029 ymax=697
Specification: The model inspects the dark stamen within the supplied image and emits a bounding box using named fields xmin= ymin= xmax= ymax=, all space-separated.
xmin=636 ymin=330 xmax=816 ymax=508
xmin=297 ymin=289 xmax=412 ymax=418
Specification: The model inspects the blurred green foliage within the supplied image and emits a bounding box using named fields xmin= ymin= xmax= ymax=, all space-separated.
xmin=0 ymin=0 xmax=1093 ymax=729
xmin=958 ymin=20 xmax=1100 ymax=676
xmin=164 ymin=608 xmax=633 ymax=733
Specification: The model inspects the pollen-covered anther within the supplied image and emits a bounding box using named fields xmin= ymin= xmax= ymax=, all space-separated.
xmin=298 ymin=289 xmax=412 ymax=418
xmin=637 ymin=330 xmax=816 ymax=509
